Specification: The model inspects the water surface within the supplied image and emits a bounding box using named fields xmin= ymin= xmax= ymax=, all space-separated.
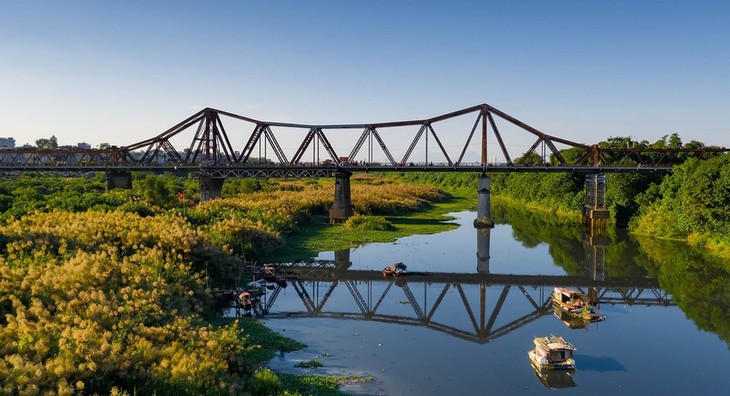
xmin=249 ymin=210 xmax=729 ymax=395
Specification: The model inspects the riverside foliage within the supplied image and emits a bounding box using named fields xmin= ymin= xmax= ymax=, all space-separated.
xmin=392 ymin=138 xmax=730 ymax=256
xmin=0 ymin=174 xmax=444 ymax=394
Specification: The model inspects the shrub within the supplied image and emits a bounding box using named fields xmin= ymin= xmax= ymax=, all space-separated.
xmin=343 ymin=215 xmax=394 ymax=231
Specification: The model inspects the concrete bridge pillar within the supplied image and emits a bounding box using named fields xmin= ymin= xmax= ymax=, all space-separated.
xmin=476 ymin=228 xmax=491 ymax=274
xmin=199 ymin=176 xmax=225 ymax=201
xmin=582 ymin=229 xmax=609 ymax=281
xmin=474 ymin=175 xmax=494 ymax=228
xmin=105 ymin=171 xmax=132 ymax=190
xmin=329 ymin=171 xmax=354 ymax=223
xmin=583 ymin=174 xmax=609 ymax=229
xmin=334 ymin=249 xmax=352 ymax=272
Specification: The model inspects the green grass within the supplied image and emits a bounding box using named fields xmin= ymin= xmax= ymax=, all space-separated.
xmin=295 ymin=359 xmax=324 ymax=369
xmin=278 ymin=373 xmax=372 ymax=396
xmin=270 ymin=191 xmax=474 ymax=261
xmin=209 ymin=317 xmax=306 ymax=363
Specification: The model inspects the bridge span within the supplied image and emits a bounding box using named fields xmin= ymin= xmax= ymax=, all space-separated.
xmin=3 ymin=103 xmax=727 ymax=222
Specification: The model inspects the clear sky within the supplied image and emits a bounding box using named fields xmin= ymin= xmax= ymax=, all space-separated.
xmin=1 ymin=1 xmax=729 ymax=160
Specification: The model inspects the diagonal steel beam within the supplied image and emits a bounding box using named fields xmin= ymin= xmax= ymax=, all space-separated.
xmin=427 ymin=124 xmax=453 ymax=165
xmin=401 ymin=124 xmax=427 ymax=165
xmin=456 ymin=111 xmax=482 ymax=165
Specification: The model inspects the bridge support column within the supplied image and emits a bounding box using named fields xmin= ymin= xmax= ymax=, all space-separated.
xmin=583 ymin=174 xmax=609 ymax=229
xmin=476 ymin=228 xmax=491 ymax=274
xmin=474 ymin=175 xmax=494 ymax=228
xmin=583 ymin=229 xmax=609 ymax=281
xmin=200 ymin=176 xmax=225 ymax=201
xmin=334 ymin=249 xmax=352 ymax=272
xmin=329 ymin=171 xmax=354 ymax=223
xmin=105 ymin=171 xmax=132 ymax=190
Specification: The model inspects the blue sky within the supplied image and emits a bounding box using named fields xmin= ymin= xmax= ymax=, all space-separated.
xmin=1 ymin=1 xmax=729 ymax=161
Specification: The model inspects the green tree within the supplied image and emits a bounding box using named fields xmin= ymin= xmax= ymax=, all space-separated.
xmin=35 ymin=135 xmax=58 ymax=149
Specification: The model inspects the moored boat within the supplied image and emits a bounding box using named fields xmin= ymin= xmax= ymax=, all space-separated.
xmin=383 ymin=262 xmax=407 ymax=277
xmin=528 ymin=335 xmax=576 ymax=371
xmin=551 ymin=287 xmax=606 ymax=326
xmin=552 ymin=287 xmax=590 ymax=313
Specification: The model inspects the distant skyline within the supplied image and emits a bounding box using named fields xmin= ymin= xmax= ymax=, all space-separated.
xmin=2 ymin=1 xmax=729 ymax=161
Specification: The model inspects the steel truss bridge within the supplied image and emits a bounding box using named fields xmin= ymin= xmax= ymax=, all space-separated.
xmin=2 ymin=104 xmax=727 ymax=177
xmin=250 ymin=261 xmax=672 ymax=344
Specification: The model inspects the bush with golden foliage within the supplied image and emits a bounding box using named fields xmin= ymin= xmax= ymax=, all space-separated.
xmin=0 ymin=211 xmax=253 ymax=395
xmin=0 ymin=177 xmax=447 ymax=394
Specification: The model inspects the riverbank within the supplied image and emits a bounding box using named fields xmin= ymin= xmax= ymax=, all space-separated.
xmin=268 ymin=188 xmax=475 ymax=262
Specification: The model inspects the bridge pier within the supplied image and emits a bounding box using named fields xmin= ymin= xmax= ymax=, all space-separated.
xmin=329 ymin=171 xmax=354 ymax=223
xmin=105 ymin=171 xmax=132 ymax=190
xmin=583 ymin=174 xmax=609 ymax=229
xmin=476 ymin=228 xmax=491 ymax=274
xmin=334 ymin=249 xmax=352 ymax=272
xmin=583 ymin=228 xmax=609 ymax=281
xmin=474 ymin=175 xmax=494 ymax=228
xmin=200 ymin=176 xmax=225 ymax=201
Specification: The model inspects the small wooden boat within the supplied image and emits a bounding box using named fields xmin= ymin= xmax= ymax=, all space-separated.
xmin=383 ymin=262 xmax=407 ymax=277
xmin=528 ymin=335 xmax=576 ymax=371
xmin=552 ymin=287 xmax=590 ymax=314
xmin=552 ymin=287 xmax=606 ymax=326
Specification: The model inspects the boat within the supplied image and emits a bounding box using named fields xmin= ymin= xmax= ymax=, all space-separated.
xmin=551 ymin=287 xmax=606 ymax=326
xmin=552 ymin=287 xmax=591 ymax=314
xmin=528 ymin=335 xmax=576 ymax=371
xmin=382 ymin=262 xmax=407 ymax=277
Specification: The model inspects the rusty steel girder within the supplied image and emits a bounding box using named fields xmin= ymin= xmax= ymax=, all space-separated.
xmin=1 ymin=104 xmax=727 ymax=172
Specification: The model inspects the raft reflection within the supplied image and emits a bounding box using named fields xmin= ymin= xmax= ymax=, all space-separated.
xmin=531 ymin=367 xmax=576 ymax=389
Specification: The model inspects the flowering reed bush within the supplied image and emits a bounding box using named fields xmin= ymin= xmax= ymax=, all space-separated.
xmin=0 ymin=211 xmax=254 ymax=394
xmin=351 ymin=182 xmax=444 ymax=215
xmin=0 ymin=176 xmax=448 ymax=394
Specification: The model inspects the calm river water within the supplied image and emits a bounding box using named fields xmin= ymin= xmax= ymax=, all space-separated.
xmin=250 ymin=209 xmax=729 ymax=395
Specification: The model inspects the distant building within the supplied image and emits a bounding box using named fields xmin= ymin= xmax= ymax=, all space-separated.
xmin=0 ymin=137 xmax=15 ymax=148
xmin=77 ymin=142 xmax=91 ymax=149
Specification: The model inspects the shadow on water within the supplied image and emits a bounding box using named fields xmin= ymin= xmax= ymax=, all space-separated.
xmin=573 ymin=355 xmax=626 ymax=372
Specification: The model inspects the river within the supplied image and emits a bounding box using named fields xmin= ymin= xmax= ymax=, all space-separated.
xmin=244 ymin=209 xmax=730 ymax=395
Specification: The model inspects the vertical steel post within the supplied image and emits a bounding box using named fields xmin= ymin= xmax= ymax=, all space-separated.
xmin=481 ymin=107 xmax=488 ymax=165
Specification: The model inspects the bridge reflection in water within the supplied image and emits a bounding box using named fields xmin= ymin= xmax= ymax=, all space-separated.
xmin=249 ymin=226 xmax=672 ymax=344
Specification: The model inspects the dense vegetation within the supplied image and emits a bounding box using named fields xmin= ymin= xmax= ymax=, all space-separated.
xmin=630 ymin=155 xmax=730 ymax=256
xmin=3 ymin=138 xmax=730 ymax=392
xmin=395 ymin=134 xmax=730 ymax=257
xmin=491 ymin=199 xmax=730 ymax=348
xmin=0 ymin=173 xmax=444 ymax=394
